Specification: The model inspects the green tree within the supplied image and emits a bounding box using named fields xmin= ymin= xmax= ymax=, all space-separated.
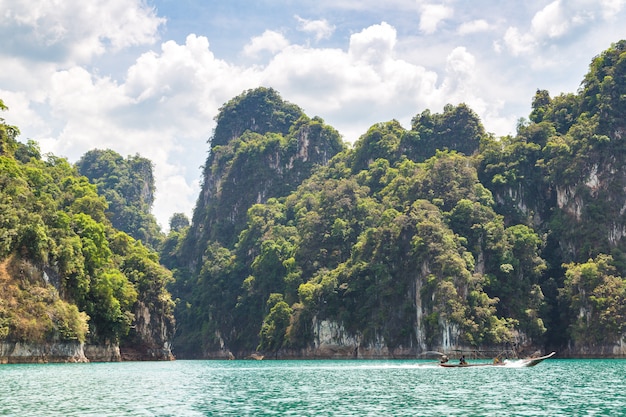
xmin=0 ymin=105 xmax=174 ymax=352
xmin=258 ymin=294 xmax=292 ymax=352
xmin=76 ymin=149 xmax=162 ymax=248
xmin=529 ymin=89 xmax=551 ymax=123
xmin=0 ymin=99 xmax=19 ymax=157
xmin=169 ymin=213 xmax=189 ymax=232
xmin=561 ymin=255 xmax=626 ymax=345
xmin=406 ymin=103 xmax=485 ymax=162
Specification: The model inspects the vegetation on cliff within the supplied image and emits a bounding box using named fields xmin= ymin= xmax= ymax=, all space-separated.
xmin=0 ymin=101 xmax=174 ymax=352
xmin=167 ymin=42 xmax=626 ymax=357
xmin=3 ymin=41 xmax=626 ymax=360
xmin=166 ymin=88 xmax=543 ymax=356
xmin=479 ymin=40 xmax=626 ymax=347
xmin=76 ymin=149 xmax=163 ymax=249
xmin=165 ymin=87 xmax=345 ymax=356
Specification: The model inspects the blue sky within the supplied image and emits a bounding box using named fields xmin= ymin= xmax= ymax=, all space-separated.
xmin=1 ymin=0 xmax=625 ymax=229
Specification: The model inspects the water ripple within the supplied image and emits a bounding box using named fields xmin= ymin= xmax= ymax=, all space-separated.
xmin=0 ymin=359 xmax=624 ymax=416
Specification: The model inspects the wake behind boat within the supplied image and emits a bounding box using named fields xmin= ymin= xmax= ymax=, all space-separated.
xmin=517 ymin=351 xmax=556 ymax=367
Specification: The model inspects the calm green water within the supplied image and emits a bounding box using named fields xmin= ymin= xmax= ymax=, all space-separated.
xmin=0 ymin=359 xmax=624 ymax=416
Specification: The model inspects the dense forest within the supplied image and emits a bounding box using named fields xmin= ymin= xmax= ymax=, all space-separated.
xmin=165 ymin=42 xmax=626 ymax=358
xmin=0 ymin=101 xmax=175 ymax=361
xmin=76 ymin=149 xmax=163 ymax=250
xmin=1 ymin=41 xmax=626 ymax=362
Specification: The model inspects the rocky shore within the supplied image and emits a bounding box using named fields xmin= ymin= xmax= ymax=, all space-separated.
xmin=0 ymin=341 xmax=174 ymax=364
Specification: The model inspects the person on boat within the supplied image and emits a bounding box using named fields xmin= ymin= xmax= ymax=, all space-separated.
xmin=459 ymin=355 xmax=467 ymax=365
xmin=440 ymin=355 xmax=449 ymax=364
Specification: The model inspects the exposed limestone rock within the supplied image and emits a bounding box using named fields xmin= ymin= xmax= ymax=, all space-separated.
xmin=608 ymin=223 xmax=626 ymax=245
xmin=0 ymin=342 xmax=88 ymax=364
xmin=556 ymin=185 xmax=583 ymax=221
xmin=585 ymin=164 xmax=600 ymax=194
xmin=438 ymin=321 xmax=461 ymax=353
xmin=309 ymin=318 xmax=360 ymax=358
xmin=414 ymin=271 xmax=427 ymax=352
xmin=201 ymin=331 xmax=234 ymax=359
xmin=563 ymin=336 xmax=626 ymax=358
xmin=84 ymin=344 xmax=121 ymax=362
xmin=129 ymin=301 xmax=175 ymax=360
xmin=314 ymin=318 xmax=359 ymax=347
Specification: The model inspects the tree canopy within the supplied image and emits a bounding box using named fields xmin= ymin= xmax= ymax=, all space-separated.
xmin=76 ymin=149 xmax=162 ymax=249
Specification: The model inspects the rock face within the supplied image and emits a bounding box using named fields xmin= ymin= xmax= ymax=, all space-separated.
xmin=127 ymin=301 xmax=175 ymax=361
xmin=186 ymin=87 xmax=343 ymax=252
xmin=0 ymin=341 xmax=174 ymax=363
xmin=224 ymin=318 xmax=527 ymax=360
xmin=303 ymin=319 xmax=417 ymax=359
xmin=0 ymin=342 xmax=88 ymax=364
xmin=170 ymin=87 xmax=345 ymax=357
xmin=562 ymin=337 xmax=626 ymax=358
xmin=84 ymin=344 xmax=121 ymax=362
xmin=171 ymin=43 xmax=626 ymax=359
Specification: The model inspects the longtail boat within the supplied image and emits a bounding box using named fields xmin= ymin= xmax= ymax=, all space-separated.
xmin=438 ymin=352 xmax=556 ymax=368
xmin=438 ymin=362 xmax=504 ymax=368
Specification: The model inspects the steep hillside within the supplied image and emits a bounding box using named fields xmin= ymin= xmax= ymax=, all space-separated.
xmin=166 ymin=43 xmax=626 ymax=359
xmin=185 ymin=87 xmax=344 ymax=254
xmin=167 ymin=90 xmax=544 ymax=358
xmin=166 ymin=87 xmax=345 ymax=356
xmin=4 ymin=41 xmax=625 ymax=361
xmin=76 ymin=149 xmax=162 ymax=249
xmin=480 ymin=40 xmax=626 ymax=352
xmin=0 ymin=102 xmax=175 ymax=362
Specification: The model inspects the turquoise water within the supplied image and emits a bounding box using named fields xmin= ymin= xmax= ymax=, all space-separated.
xmin=0 ymin=359 xmax=624 ymax=416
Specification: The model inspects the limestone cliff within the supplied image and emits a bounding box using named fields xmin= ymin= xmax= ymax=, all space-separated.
xmin=184 ymin=87 xmax=344 ymax=260
xmin=0 ymin=342 xmax=88 ymax=364
xmin=122 ymin=301 xmax=174 ymax=361
xmin=167 ymin=43 xmax=626 ymax=359
xmin=0 ymin=122 xmax=176 ymax=363
xmin=170 ymin=87 xmax=345 ymax=357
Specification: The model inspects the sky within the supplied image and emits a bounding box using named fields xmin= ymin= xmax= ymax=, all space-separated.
xmin=1 ymin=0 xmax=625 ymax=231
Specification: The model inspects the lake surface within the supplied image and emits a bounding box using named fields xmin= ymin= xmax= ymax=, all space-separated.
xmin=1 ymin=358 xmax=624 ymax=416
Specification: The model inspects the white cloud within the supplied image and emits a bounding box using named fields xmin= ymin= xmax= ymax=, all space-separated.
xmin=0 ymin=90 xmax=47 ymax=135
xmin=348 ymin=22 xmax=397 ymax=66
xmin=125 ymin=35 xmax=241 ymax=104
xmin=599 ymin=0 xmax=626 ymax=18
xmin=79 ymin=34 xmax=258 ymax=227
xmin=501 ymin=0 xmax=624 ymax=57
xmin=9 ymin=33 xmax=256 ymax=229
xmin=0 ymin=18 xmax=533 ymax=225
xmin=531 ymin=1 xmax=570 ymax=39
xmin=295 ymin=16 xmax=335 ymax=41
xmin=243 ymin=30 xmax=290 ymax=58
xmin=440 ymin=47 xmax=483 ymax=112
xmin=258 ymin=23 xmax=502 ymax=143
xmin=503 ymin=27 xmax=536 ymax=56
xmin=502 ymin=1 xmax=569 ymax=56
xmin=156 ymin=174 xmax=198 ymax=228
xmin=445 ymin=47 xmax=476 ymax=79
xmin=49 ymin=68 xmax=127 ymax=121
xmin=0 ymin=0 xmax=164 ymax=64
xmin=419 ymin=4 xmax=453 ymax=34
xmin=457 ymin=19 xmax=491 ymax=35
